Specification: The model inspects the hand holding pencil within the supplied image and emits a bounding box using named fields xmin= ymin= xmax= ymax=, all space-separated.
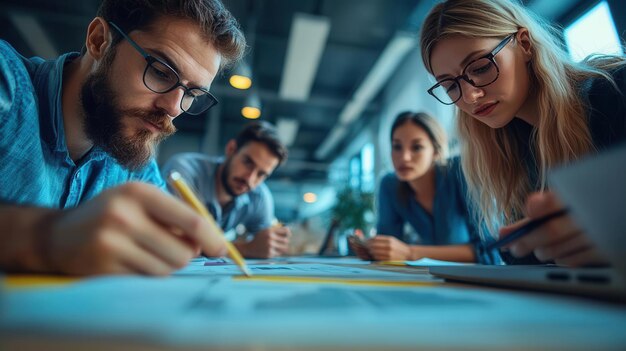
xmin=168 ymin=172 xmax=252 ymax=276
xmin=497 ymin=191 xmax=608 ymax=267
xmin=26 ymin=182 xmax=226 ymax=275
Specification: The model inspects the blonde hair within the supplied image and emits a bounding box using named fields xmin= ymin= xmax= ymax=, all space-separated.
xmin=420 ymin=0 xmax=626 ymax=236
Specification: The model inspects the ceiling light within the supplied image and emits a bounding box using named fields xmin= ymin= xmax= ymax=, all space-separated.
xmin=276 ymin=118 xmax=300 ymax=147
xmin=279 ymin=13 xmax=330 ymax=101
xmin=242 ymin=92 xmax=262 ymax=119
xmin=229 ymin=62 xmax=252 ymax=90
xmin=303 ymin=192 xmax=317 ymax=203
xmin=242 ymin=107 xmax=261 ymax=119
xmin=230 ymin=75 xmax=252 ymax=90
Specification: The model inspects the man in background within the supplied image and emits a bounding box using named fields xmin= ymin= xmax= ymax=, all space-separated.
xmin=163 ymin=121 xmax=292 ymax=258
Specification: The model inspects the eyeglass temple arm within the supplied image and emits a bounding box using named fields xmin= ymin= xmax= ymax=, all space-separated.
xmin=491 ymin=34 xmax=515 ymax=56
xmin=108 ymin=21 xmax=150 ymax=59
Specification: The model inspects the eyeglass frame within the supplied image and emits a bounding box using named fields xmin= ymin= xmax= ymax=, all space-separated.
xmin=107 ymin=21 xmax=218 ymax=115
xmin=427 ymin=33 xmax=516 ymax=105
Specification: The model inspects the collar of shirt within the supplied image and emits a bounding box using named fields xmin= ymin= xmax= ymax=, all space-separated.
xmin=33 ymin=51 xmax=79 ymax=154
xmin=33 ymin=51 xmax=111 ymax=167
xmin=205 ymin=160 xmax=251 ymax=228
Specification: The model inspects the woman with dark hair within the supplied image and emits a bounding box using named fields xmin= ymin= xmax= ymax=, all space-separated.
xmin=351 ymin=111 xmax=498 ymax=264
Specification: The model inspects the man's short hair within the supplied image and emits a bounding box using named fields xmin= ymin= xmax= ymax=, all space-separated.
xmin=91 ymin=0 xmax=246 ymax=69
xmin=235 ymin=121 xmax=288 ymax=165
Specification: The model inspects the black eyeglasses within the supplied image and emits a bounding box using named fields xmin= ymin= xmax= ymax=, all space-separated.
xmin=108 ymin=21 xmax=218 ymax=115
xmin=427 ymin=34 xmax=516 ymax=105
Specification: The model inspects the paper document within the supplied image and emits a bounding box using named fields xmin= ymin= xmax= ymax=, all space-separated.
xmin=283 ymin=256 xmax=370 ymax=265
xmin=405 ymin=258 xmax=472 ymax=266
xmin=378 ymin=258 xmax=471 ymax=267
xmin=175 ymin=263 xmax=428 ymax=281
xmin=188 ymin=256 xmax=369 ymax=266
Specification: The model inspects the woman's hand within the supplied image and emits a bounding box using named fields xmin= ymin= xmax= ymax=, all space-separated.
xmin=499 ymin=191 xmax=609 ymax=267
xmin=348 ymin=235 xmax=373 ymax=260
xmin=367 ymin=235 xmax=412 ymax=261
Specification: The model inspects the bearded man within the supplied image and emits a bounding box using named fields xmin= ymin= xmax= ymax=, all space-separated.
xmin=0 ymin=0 xmax=245 ymax=275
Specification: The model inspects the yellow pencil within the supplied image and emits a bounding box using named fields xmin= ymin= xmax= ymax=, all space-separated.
xmin=168 ymin=171 xmax=252 ymax=277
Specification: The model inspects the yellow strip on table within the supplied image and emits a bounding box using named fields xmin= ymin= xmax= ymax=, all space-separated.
xmin=234 ymin=275 xmax=438 ymax=287
xmin=4 ymin=275 xmax=78 ymax=290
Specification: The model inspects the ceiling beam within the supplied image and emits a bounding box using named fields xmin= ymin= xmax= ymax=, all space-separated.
xmin=279 ymin=13 xmax=331 ymax=101
xmin=276 ymin=118 xmax=300 ymax=147
xmin=314 ymin=32 xmax=416 ymax=159
xmin=279 ymin=160 xmax=330 ymax=172
xmin=211 ymin=83 xmax=380 ymax=112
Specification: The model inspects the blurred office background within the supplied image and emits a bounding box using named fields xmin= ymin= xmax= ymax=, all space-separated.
xmin=1 ymin=0 xmax=624 ymax=253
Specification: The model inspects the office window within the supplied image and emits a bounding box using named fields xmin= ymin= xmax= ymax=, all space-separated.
xmin=349 ymin=155 xmax=361 ymax=190
xmin=564 ymin=1 xmax=623 ymax=62
xmin=360 ymin=143 xmax=375 ymax=193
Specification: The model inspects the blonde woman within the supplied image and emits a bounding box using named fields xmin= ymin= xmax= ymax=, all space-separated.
xmin=420 ymin=0 xmax=626 ymax=266
xmin=351 ymin=112 xmax=499 ymax=264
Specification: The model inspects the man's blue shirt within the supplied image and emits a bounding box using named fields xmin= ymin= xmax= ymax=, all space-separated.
xmin=0 ymin=40 xmax=164 ymax=208
xmin=161 ymin=153 xmax=274 ymax=235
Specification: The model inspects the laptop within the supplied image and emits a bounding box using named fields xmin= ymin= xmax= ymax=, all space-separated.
xmin=429 ymin=144 xmax=626 ymax=301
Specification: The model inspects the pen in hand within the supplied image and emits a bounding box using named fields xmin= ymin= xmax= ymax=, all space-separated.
xmin=486 ymin=208 xmax=570 ymax=251
xmin=168 ymin=171 xmax=252 ymax=277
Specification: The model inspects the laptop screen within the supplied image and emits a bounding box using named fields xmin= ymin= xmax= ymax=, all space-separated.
xmin=549 ymin=143 xmax=626 ymax=279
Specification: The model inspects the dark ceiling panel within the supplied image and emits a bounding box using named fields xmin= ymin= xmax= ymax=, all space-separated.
xmin=321 ymin=0 xmax=418 ymax=47
xmin=0 ymin=0 xmax=98 ymax=15
xmin=313 ymin=42 xmax=381 ymax=97
xmin=254 ymin=0 xmax=319 ymax=36
xmin=39 ymin=17 xmax=89 ymax=54
xmin=253 ymin=35 xmax=288 ymax=83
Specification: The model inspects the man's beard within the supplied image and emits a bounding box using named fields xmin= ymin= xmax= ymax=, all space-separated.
xmin=80 ymin=50 xmax=176 ymax=170
xmin=220 ymin=158 xmax=249 ymax=198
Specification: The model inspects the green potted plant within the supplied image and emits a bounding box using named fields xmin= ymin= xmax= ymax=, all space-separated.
xmin=324 ymin=186 xmax=375 ymax=255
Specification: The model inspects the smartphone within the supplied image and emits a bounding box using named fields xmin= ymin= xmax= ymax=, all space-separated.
xmin=348 ymin=233 xmax=373 ymax=260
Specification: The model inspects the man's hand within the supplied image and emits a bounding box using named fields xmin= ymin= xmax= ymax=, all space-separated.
xmin=499 ymin=191 xmax=608 ymax=267
xmin=35 ymin=182 xmax=226 ymax=275
xmin=366 ymin=235 xmax=412 ymax=261
xmin=234 ymin=225 xmax=292 ymax=258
